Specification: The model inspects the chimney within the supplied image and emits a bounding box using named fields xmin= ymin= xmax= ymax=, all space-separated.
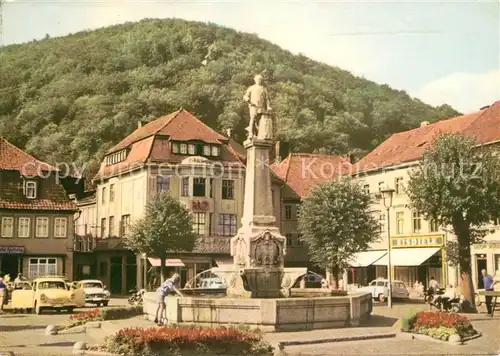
xmin=347 ymin=154 xmax=356 ymax=164
xmin=274 ymin=141 xmax=290 ymax=163
xmin=226 ymin=128 xmax=233 ymax=138
xmin=420 ymin=121 xmax=430 ymax=127
xmin=137 ymin=121 xmax=144 ymax=129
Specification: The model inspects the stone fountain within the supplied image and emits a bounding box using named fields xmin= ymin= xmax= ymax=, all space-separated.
xmin=142 ymin=74 xmax=373 ymax=331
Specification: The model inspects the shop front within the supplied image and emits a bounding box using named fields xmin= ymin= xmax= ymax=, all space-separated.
xmin=471 ymin=241 xmax=500 ymax=289
xmin=373 ymin=235 xmax=446 ymax=289
xmin=348 ymin=250 xmax=387 ymax=286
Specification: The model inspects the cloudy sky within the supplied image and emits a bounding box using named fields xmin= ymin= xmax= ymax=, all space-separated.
xmin=2 ymin=0 xmax=499 ymax=113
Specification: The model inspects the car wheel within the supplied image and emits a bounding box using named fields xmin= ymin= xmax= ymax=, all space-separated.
xmin=67 ymin=308 xmax=74 ymax=314
xmin=378 ymin=294 xmax=386 ymax=302
xmin=103 ymin=302 xmax=108 ymax=307
xmin=451 ymin=305 xmax=460 ymax=313
xmin=475 ymin=294 xmax=482 ymax=307
xmin=34 ymin=302 xmax=42 ymax=315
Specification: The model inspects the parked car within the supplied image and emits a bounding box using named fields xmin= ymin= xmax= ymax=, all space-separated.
xmin=357 ymin=279 xmax=409 ymax=302
xmin=292 ymin=272 xmax=324 ymax=288
xmin=76 ymin=279 xmax=110 ymax=306
xmin=199 ymin=277 xmax=226 ymax=289
xmin=11 ymin=276 xmax=86 ymax=314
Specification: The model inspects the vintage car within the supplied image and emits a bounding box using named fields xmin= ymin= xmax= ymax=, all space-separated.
xmin=11 ymin=276 xmax=85 ymax=314
xmin=76 ymin=279 xmax=110 ymax=306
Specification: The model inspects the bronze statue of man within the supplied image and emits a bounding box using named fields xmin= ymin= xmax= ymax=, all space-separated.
xmin=243 ymin=74 xmax=271 ymax=139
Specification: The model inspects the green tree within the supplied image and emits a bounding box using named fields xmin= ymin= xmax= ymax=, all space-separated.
xmin=406 ymin=133 xmax=500 ymax=312
xmin=124 ymin=191 xmax=197 ymax=282
xmin=298 ymin=178 xmax=380 ymax=288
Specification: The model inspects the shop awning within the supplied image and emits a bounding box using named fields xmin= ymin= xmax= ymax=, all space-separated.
xmin=349 ymin=250 xmax=387 ymax=267
xmin=373 ymin=247 xmax=440 ymax=267
xmin=147 ymin=258 xmax=185 ymax=267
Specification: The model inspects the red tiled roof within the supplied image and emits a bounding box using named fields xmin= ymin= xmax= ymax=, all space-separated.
xmin=271 ymin=153 xmax=352 ymax=197
xmin=0 ymin=137 xmax=57 ymax=176
xmin=353 ymin=101 xmax=500 ymax=174
xmin=0 ymin=138 xmax=77 ymax=212
xmin=94 ymin=109 xmax=243 ymax=180
xmin=107 ymin=108 xmax=227 ymax=154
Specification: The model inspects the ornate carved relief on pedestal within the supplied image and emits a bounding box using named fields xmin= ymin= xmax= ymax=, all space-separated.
xmin=230 ymin=235 xmax=248 ymax=268
xmin=250 ymin=230 xmax=285 ymax=268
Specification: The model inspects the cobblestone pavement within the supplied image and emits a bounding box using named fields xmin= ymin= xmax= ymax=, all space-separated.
xmin=0 ymin=298 xmax=128 ymax=356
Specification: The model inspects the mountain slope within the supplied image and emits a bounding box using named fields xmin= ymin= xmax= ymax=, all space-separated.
xmin=0 ymin=18 xmax=460 ymax=179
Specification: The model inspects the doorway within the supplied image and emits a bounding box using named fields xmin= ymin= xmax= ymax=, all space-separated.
xmin=110 ymin=256 xmax=123 ymax=294
xmin=0 ymin=255 xmax=20 ymax=278
xmin=476 ymin=255 xmax=487 ymax=289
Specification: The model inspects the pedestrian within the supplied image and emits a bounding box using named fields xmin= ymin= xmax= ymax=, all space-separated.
xmin=154 ymin=273 xmax=183 ymax=326
xmin=481 ymin=269 xmax=497 ymax=315
xmin=0 ymin=276 xmax=6 ymax=313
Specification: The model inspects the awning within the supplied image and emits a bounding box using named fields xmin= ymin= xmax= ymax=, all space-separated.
xmin=147 ymin=258 xmax=185 ymax=267
xmin=373 ymin=247 xmax=440 ymax=266
xmin=349 ymin=251 xmax=387 ymax=267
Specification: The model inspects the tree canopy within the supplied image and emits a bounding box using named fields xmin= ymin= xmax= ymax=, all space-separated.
xmin=0 ymin=18 xmax=460 ymax=182
xmin=406 ymin=133 xmax=500 ymax=311
xmin=298 ymin=178 xmax=380 ymax=286
xmin=124 ymin=191 xmax=197 ymax=281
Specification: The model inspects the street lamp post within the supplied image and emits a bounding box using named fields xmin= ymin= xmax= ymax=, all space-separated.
xmin=381 ymin=188 xmax=395 ymax=308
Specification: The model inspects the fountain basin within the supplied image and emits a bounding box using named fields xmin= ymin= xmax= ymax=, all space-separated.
xmin=143 ymin=292 xmax=372 ymax=332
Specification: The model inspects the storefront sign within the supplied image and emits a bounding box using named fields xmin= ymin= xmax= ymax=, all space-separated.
xmin=391 ymin=235 xmax=443 ymax=248
xmin=0 ymin=246 xmax=25 ymax=254
xmin=191 ymin=200 xmax=209 ymax=212
xmin=472 ymin=243 xmax=500 ymax=250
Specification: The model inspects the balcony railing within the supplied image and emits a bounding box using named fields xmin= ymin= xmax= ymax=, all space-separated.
xmin=73 ymin=234 xmax=97 ymax=252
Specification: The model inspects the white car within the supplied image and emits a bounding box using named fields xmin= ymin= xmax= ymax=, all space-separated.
xmin=199 ymin=277 xmax=226 ymax=289
xmin=77 ymin=279 xmax=110 ymax=306
xmin=357 ymin=279 xmax=410 ymax=302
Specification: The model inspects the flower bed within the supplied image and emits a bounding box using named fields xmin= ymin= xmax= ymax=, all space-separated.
xmin=92 ymin=325 xmax=273 ymax=356
xmin=402 ymin=311 xmax=478 ymax=341
xmin=61 ymin=306 xmax=143 ymax=330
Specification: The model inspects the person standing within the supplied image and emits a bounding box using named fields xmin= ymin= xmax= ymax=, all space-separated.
xmin=0 ymin=276 xmax=6 ymax=313
xmin=481 ymin=269 xmax=497 ymax=315
xmin=154 ymin=273 xmax=183 ymax=326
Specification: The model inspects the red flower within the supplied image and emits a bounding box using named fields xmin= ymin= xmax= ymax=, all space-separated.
xmin=70 ymin=309 xmax=101 ymax=320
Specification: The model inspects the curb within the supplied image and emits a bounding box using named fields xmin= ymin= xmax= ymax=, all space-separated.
xmin=398 ymin=331 xmax=482 ymax=346
xmin=278 ymin=332 xmax=397 ymax=346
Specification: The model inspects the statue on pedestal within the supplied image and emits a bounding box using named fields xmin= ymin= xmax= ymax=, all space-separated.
xmin=243 ymin=74 xmax=272 ymax=140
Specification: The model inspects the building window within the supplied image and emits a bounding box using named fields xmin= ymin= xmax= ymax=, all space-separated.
xmin=157 ymin=176 xmax=170 ymax=193
xmin=379 ymin=212 xmax=385 ymax=233
xmin=219 ymin=214 xmax=237 ymax=236
xmin=36 ymin=217 xmax=49 ymax=238
xmin=180 ymin=143 xmax=187 ymax=154
xmin=172 ymin=143 xmax=180 ymax=154
xmin=203 ymin=145 xmax=211 ymax=156
xmin=188 ymin=144 xmax=196 ymax=155
xmin=412 ymin=211 xmax=422 ymax=233
xmin=29 ymin=258 xmax=57 ymax=279
xmin=99 ymin=261 xmax=108 ymax=277
xmin=296 ymin=205 xmax=302 ymax=219
xmin=284 ymin=205 xmax=292 ymax=220
xmin=495 ymin=254 xmax=500 ymax=273
xmin=378 ymin=182 xmax=385 ymax=192
xmin=181 ymin=177 xmax=189 ymax=197
xmin=109 ymin=184 xmax=115 ymax=202
xmin=193 ymin=177 xmax=206 ymax=197
xmin=363 ymin=184 xmax=370 ymax=194
xmin=209 ymin=178 xmax=214 ymax=198
xmin=101 ymin=187 xmax=106 ymax=205
xmin=297 ymin=233 xmax=304 ymax=246
xmin=396 ymin=212 xmax=404 ymax=235
xmin=222 ymin=180 xmax=234 ymax=200
xmin=25 ymin=181 xmax=37 ymax=199
xmin=429 ymin=219 xmax=439 ymax=233
xmin=54 ymin=218 xmax=67 ymax=238
xmin=193 ymin=212 xmax=206 ymax=236
xmin=101 ymin=218 xmax=106 ymax=238
xmin=285 ymin=233 xmax=292 ymax=247
xmin=1 ymin=217 xmax=14 ymax=238
xmin=105 ymin=149 xmax=127 ymax=166
xmin=211 ymin=145 xmax=220 ymax=157
xmin=109 ymin=216 xmax=115 ymax=237
xmin=122 ymin=215 xmax=131 ymax=236
xmin=18 ymin=217 xmax=30 ymax=238
xmin=395 ymin=177 xmax=404 ymax=194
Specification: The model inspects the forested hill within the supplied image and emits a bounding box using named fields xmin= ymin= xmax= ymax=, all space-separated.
xmin=0 ymin=18 xmax=460 ymax=179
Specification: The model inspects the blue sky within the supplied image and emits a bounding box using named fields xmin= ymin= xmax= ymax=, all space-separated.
xmin=2 ymin=0 xmax=499 ymax=113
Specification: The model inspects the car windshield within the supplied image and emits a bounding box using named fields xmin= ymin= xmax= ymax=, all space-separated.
xmin=83 ymin=282 xmax=103 ymax=289
xmin=39 ymin=281 xmax=67 ymax=290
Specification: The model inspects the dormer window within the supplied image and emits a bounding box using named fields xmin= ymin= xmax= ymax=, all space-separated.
xmin=172 ymin=143 xmax=180 ymax=154
xmin=203 ymin=145 xmax=211 ymax=156
xmin=180 ymin=143 xmax=187 ymax=154
xmin=25 ymin=181 xmax=37 ymax=199
xmin=211 ymin=145 xmax=220 ymax=157
xmin=188 ymin=144 xmax=196 ymax=155
xmin=105 ymin=149 xmax=127 ymax=166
